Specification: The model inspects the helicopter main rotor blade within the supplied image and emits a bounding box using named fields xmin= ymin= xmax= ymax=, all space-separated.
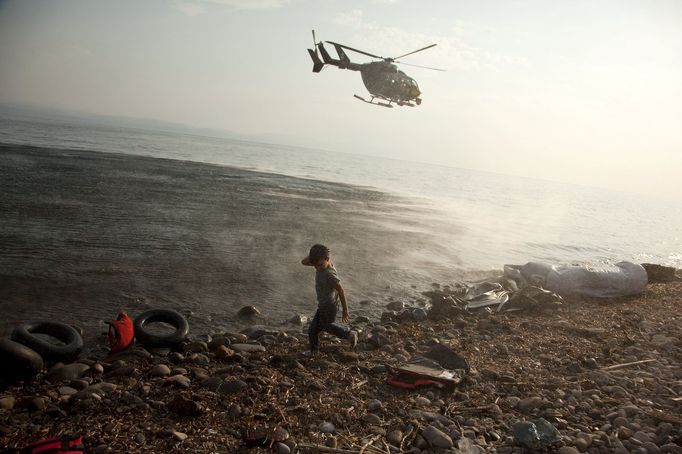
xmin=326 ymin=41 xmax=384 ymax=60
xmin=392 ymin=43 xmax=437 ymax=61
xmin=394 ymin=61 xmax=446 ymax=71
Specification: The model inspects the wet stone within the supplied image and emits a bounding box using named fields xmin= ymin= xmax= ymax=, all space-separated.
xmin=69 ymin=379 xmax=90 ymax=390
xmin=275 ymin=442 xmax=291 ymax=454
xmin=320 ymin=422 xmax=335 ymax=433
xmin=415 ymin=396 xmax=431 ymax=406
xmin=47 ymin=363 xmax=90 ymax=382
xmin=214 ymin=345 xmax=234 ymax=360
xmin=150 ymin=364 xmax=171 ymax=377
xmin=614 ymin=417 xmax=630 ymax=429
xmin=557 ymin=447 xmax=580 ymax=454
xmin=422 ymin=425 xmax=453 ymax=449
xmin=227 ymin=404 xmax=242 ymax=417
xmin=633 ymin=431 xmax=653 ymax=443
xmin=230 ymin=343 xmax=266 ymax=353
xmin=288 ymin=314 xmax=307 ymax=325
xmin=0 ymin=397 xmax=15 ymax=410
xmin=173 ymin=431 xmax=188 ymax=442
xmin=386 ymin=301 xmax=405 ymax=311
xmin=167 ymin=395 xmax=203 ymax=417
xmin=58 ymin=386 xmax=78 ymax=396
xmin=169 ymin=352 xmax=184 ymax=363
xmin=201 ymin=377 xmax=223 ymax=390
xmin=219 ymin=379 xmax=248 ymax=394
xmin=237 ymin=305 xmax=261 ymax=318
xmin=224 ymin=332 xmax=248 ymax=342
xmin=208 ymin=336 xmax=231 ymax=350
xmin=105 ymin=366 xmax=135 ymax=378
xmin=190 ymin=353 xmax=211 ymax=366
xmin=149 ymin=347 xmax=171 ymax=357
xmin=21 ymin=397 xmax=46 ymax=412
xmin=367 ymin=399 xmax=383 ymax=412
xmin=184 ymin=341 xmax=208 ymax=353
xmin=363 ymin=413 xmax=382 ymax=425
xmin=337 ymin=351 xmax=360 ymax=363
xmin=518 ymin=396 xmax=544 ymax=413
xmin=164 ymin=375 xmax=191 ymax=388
xmin=382 ymin=428 xmax=401 ymax=444
xmin=573 ymin=437 xmax=590 ymax=452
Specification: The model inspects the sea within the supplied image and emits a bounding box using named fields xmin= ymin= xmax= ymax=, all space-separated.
xmin=0 ymin=116 xmax=680 ymax=336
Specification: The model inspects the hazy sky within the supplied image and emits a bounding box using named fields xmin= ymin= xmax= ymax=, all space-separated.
xmin=1 ymin=0 xmax=680 ymax=197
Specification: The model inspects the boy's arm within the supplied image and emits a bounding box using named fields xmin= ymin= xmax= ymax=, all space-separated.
xmin=301 ymin=256 xmax=312 ymax=266
xmin=334 ymin=282 xmax=349 ymax=323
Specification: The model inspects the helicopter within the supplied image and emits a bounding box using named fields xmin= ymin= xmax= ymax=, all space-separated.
xmin=307 ymin=30 xmax=443 ymax=108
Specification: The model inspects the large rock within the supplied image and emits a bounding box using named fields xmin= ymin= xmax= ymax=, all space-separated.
xmin=46 ymin=363 xmax=90 ymax=382
xmin=214 ymin=345 xmax=235 ymax=360
xmin=518 ymin=396 xmax=544 ymax=413
xmin=105 ymin=366 xmax=136 ymax=378
xmin=386 ymin=301 xmax=405 ymax=311
xmin=219 ymin=379 xmax=248 ymax=394
xmin=0 ymin=397 xmax=15 ymax=410
xmin=200 ymin=377 xmax=223 ymax=390
xmin=164 ymin=375 xmax=191 ymax=388
xmin=167 ymin=395 xmax=203 ymax=416
xmin=641 ymin=263 xmax=676 ymax=282
xmin=150 ymin=364 xmax=171 ymax=378
xmin=240 ymin=326 xmax=277 ymax=340
xmin=208 ymin=336 xmax=231 ymax=350
xmin=73 ymin=382 xmax=117 ymax=400
xmin=237 ymin=306 xmax=261 ymax=318
xmin=230 ymin=344 xmax=266 ymax=353
xmin=106 ymin=347 xmax=152 ymax=362
xmin=288 ymin=314 xmax=308 ymax=325
xmin=422 ymin=425 xmax=453 ymax=448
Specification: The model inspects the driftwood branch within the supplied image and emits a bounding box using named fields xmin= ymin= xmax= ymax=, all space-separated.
xmin=643 ymin=408 xmax=682 ymax=425
xmin=296 ymin=442 xmax=385 ymax=454
xmin=600 ymin=359 xmax=656 ymax=371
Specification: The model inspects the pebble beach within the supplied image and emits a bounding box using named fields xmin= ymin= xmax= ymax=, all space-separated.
xmin=1 ymin=275 xmax=680 ymax=453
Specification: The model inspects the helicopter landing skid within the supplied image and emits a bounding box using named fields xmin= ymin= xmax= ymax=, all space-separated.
xmin=353 ymin=94 xmax=393 ymax=108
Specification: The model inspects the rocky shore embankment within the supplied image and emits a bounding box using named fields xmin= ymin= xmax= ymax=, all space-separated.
xmin=1 ymin=278 xmax=681 ymax=453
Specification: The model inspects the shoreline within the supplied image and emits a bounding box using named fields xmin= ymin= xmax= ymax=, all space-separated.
xmin=0 ymin=144 xmax=471 ymax=339
xmin=1 ymin=277 xmax=680 ymax=453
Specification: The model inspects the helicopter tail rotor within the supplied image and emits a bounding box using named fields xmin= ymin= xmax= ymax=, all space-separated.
xmin=308 ymin=30 xmax=324 ymax=72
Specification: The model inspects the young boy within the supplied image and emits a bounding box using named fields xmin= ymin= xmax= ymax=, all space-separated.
xmin=302 ymin=244 xmax=357 ymax=356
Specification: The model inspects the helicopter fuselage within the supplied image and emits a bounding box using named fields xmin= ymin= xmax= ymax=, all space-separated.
xmin=359 ymin=61 xmax=421 ymax=105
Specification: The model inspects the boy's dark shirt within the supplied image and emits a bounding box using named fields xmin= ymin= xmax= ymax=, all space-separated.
xmin=315 ymin=265 xmax=340 ymax=307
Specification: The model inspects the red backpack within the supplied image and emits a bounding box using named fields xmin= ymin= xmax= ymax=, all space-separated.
xmin=107 ymin=311 xmax=134 ymax=353
xmin=15 ymin=435 xmax=86 ymax=453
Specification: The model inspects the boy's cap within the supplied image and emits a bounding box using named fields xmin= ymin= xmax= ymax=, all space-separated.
xmin=308 ymin=244 xmax=330 ymax=264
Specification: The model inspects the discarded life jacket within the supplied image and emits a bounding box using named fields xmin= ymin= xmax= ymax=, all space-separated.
xmin=107 ymin=311 xmax=134 ymax=353
xmin=19 ymin=435 xmax=85 ymax=453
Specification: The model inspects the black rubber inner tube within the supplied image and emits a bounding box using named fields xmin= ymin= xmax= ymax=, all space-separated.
xmin=134 ymin=309 xmax=189 ymax=347
xmin=11 ymin=321 xmax=84 ymax=363
xmin=0 ymin=338 xmax=44 ymax=383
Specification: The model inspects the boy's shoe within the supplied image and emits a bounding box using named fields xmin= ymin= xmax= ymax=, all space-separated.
xmin=302 ymin=350 xmax=316 ymax=357
xmin=348 ymin=330 xmax=358 ymax=348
